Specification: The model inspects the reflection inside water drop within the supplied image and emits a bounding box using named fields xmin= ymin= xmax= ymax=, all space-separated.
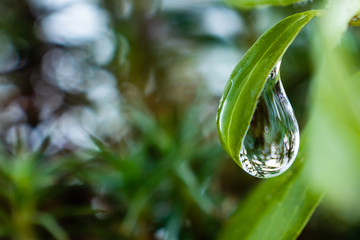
xmin=239 ymin=62 xmax=300 ymax=178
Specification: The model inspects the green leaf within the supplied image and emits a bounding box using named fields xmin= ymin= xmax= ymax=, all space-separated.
xmin=218 ymin=145 xmax=324 ymax=240
xmin=217 ymin=10 xmax=319 ymax=167
xmin=217 ymin=12 xmax=323 ymax=238
xmin=225 ymin=0 xmax=307 ymax=8
xmin=35 ymin=213 xmax=68 ymax=240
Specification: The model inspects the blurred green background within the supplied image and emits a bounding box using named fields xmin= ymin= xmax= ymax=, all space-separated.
xmin=1 ymin=0 xmax=360 ymax=239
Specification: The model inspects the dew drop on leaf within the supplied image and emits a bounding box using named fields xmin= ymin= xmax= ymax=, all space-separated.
xmin=239 ymin=61 xmax=300 ymax=178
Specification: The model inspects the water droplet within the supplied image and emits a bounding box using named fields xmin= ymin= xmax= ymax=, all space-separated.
xmin=239 ymin=61 xmax=300 ymax=178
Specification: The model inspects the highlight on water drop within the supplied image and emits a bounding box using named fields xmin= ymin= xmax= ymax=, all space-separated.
xmin=239 ymin=61 xmax=300 ymax=178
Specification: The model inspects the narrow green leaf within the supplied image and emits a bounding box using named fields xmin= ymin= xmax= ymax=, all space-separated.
xmin=218 ymin=147 xmax=324 ymax=240
xmin=225 ymin=0 xmax=307 ymax=8
xmin=217 ymin=12 xmax=323 ymax=239
xmin=35 ymin=213 xmax=68 ymax=240
xmin=217 ymin=10 xmax=319 ymax=167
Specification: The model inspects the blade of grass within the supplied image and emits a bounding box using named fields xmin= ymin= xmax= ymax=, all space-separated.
xmin=217 ymin=10 xmax=323 ymax=240
xmin=35 ymin=213 xmax=68 ymax=240
xmin=217 ymin=10 xmax=319 ymax=166
xmin=226 ymin=0 xmax=307 ymax=8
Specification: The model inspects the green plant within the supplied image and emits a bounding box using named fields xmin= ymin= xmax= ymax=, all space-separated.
xmin=217 ymin=0 xmax=360 ymax=239
xmin=1 ymin=0 xmax=360 ymax=239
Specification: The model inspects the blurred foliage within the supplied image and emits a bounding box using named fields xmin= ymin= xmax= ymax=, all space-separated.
xmin=306 ymin=0 xmax=360 ymax=220
xmin=0 ymin=0 xmax=360 ymax=239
